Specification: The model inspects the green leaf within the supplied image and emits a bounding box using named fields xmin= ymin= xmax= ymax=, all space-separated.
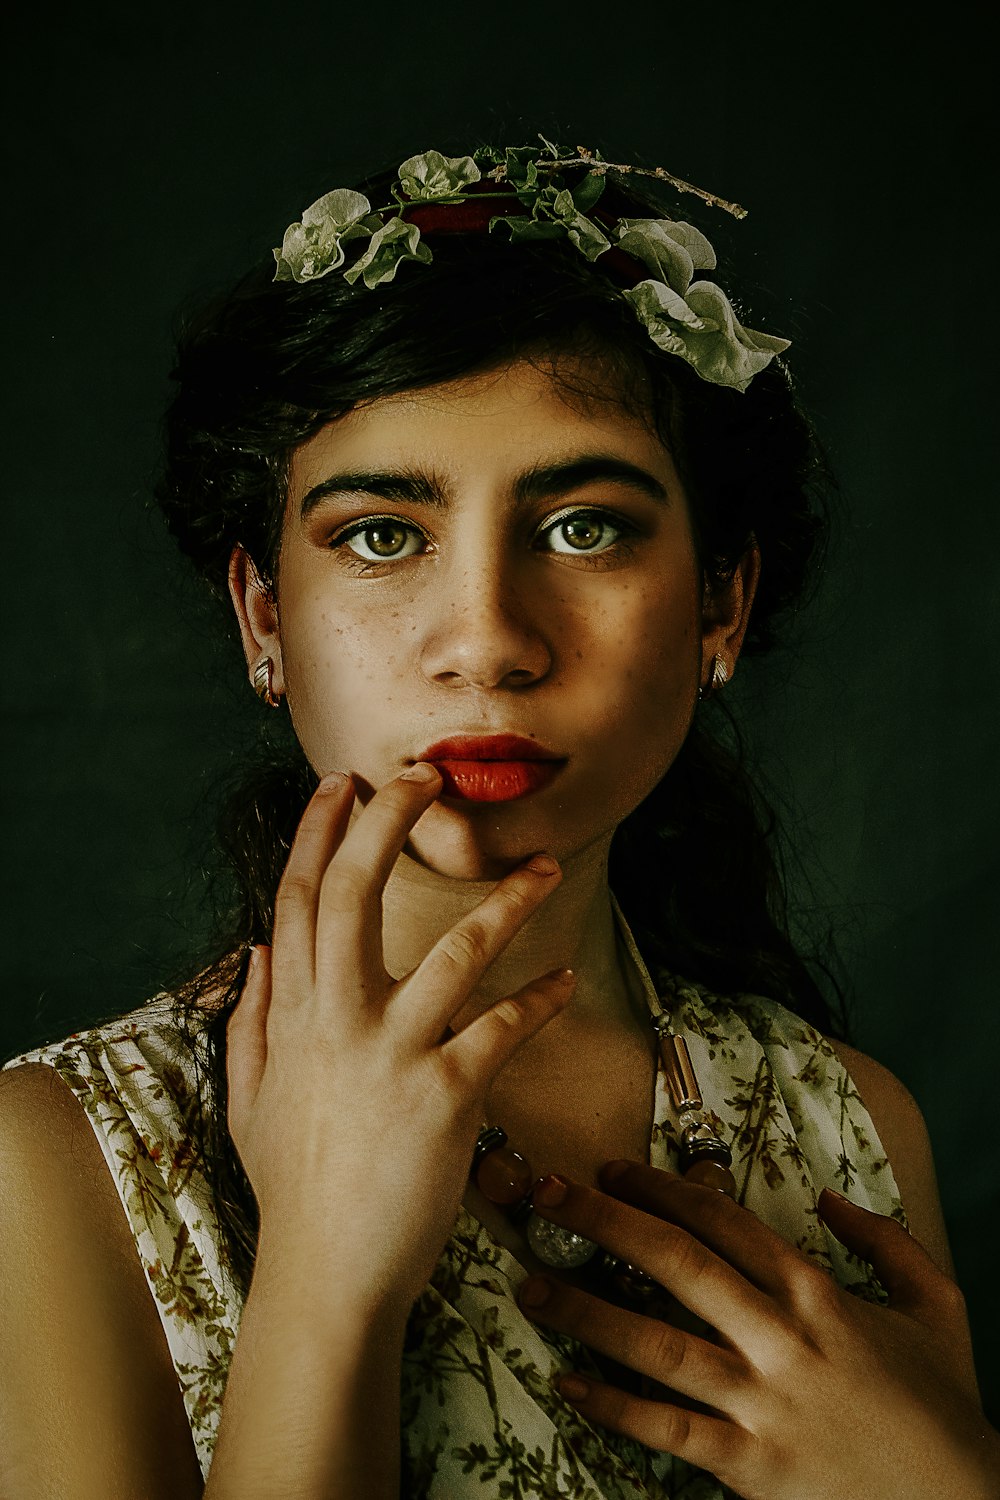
xmin=571 ymin=172 xmax=605 ymax=215
xmin=503 ymin=146 xmax=541 ymax=191
xmin=614 ymin=218 xmax=718 ymax=295
xmin=342 ymin=216 xmax=433 ymax=289
xmin=396 ymin=150 xmax=481 ymax=201
xmin=545 ymin=191 xmax=610 ymax=260
xmin=566 ymin=213 xmax=610 ymax=261
xmin=272 ymin=189 xmax=381 ymax=283
xmin=624 ymin=277 xmax=789 ymax=392
xmin=551 ymin=187 xmax=577 ymax=219
xmin=488 ymin=206 xmax=608 ymax=261
xmin=615 ymin=227 xmax=690 ymax=295
xmin=488 ymin=216 xmax=565 ymax=243
xmin=302 ymin=188 xmax=372 ymax=226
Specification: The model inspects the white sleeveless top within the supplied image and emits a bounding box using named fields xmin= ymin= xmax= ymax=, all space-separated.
xmin=3 ymin=908 xmax=903 ymax=1499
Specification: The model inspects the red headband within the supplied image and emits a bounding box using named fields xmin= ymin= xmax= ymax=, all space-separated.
xmin=398 ymin=178 xmax=648 ymax=287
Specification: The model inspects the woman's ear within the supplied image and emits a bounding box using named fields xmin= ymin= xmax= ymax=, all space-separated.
xmin=228 ymin=544 xmax=286 ymax=695
xmin=700 ymin=540 xmax=761 ymax=690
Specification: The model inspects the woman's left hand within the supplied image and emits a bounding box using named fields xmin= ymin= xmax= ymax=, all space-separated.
xmin=515 ymin=1163 xmax=1000 ymax=1500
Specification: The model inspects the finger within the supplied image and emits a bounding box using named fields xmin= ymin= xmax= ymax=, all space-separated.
xmin=271 ymin=772 xmax=356 ymax=992
xmin=818 ymin=1188 xmax=961 ymax=1319
xmin=554 ymin=1371 xmax=745 ymax=1482
xmin=399 ymin=854 xmax=565 ymax=1047
xmin=226 ymin=945 xmax=272 ymax=1135
xmin=516 ymin=1273 xmax=745 ymax=1410
xmin=599 ymin=1159 xmax=811 ymax=1298
xmin=528 ymin=1176 xmax=775 ymax=1350
xmin=312 ymin=763 xmax=443 ymax=989
xmin=441 ymin=967 xmax=576 ymax=1089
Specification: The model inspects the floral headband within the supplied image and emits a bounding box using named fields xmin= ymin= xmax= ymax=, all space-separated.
xmin=272 ymin=137 xmax=789 ymax=393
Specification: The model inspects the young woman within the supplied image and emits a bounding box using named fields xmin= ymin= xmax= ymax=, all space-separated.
xmin=1 ymin=141 xmax=996 ymax=1499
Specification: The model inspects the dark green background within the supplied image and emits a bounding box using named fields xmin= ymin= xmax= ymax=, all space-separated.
xmin=6 ymin=0 xmax=998 ymax=1424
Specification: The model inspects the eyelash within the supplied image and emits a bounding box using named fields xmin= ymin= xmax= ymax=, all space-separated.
xmin=327 ymin=507 xmax=641 ymax=573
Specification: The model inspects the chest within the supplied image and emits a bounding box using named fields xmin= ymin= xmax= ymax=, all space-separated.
xmin=461 ymin=1012 xmax=659 ymax=1274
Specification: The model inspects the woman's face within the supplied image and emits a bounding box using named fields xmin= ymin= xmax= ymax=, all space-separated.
xmin=232 ymin=356 xmax=753 ymax=880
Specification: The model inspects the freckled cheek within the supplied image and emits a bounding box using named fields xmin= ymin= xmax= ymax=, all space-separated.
xmin=279 ymin=604 xmax=409 ymax=755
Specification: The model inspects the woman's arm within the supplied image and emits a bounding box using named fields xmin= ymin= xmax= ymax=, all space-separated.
xmin=0 ymin=1063 xmax=408 ymax=1500
xmin=0 ymin=768 xmax=574 ymax=1499
xmin=202 ymin=1232 xmax=408 ymax=1500
xmin=203 ymin=768 xmax=573 ymax=1498
xmin=0 ymin=1063 xmax=204 ymax=1500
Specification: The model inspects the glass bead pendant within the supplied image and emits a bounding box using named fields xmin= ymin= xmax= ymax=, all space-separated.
xmin=525 ymin=1212 xmax=598 ymax=1269
xmin=475 ymin=1145 xmax=534 ymax=1206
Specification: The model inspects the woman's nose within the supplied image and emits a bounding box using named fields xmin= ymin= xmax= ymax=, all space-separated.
xmin=418 ymin=561 xmax=552 ymax=690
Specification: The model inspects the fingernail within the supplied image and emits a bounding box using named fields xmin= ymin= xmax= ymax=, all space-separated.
xmin=533 ymin=1174 xmax=567 ymax=1208
xmin=559 ymin=1375 xmax=589 ymax=1403
xmin=600 ymin=1159 xmax=630 ymax=1185
xmin=518 ymin=1275 xmax=551 ymax=1309
xmin=524 ymin=853 xmax=559 ymax=875
xmin=400 ymin=762 xmax=440 ymax=782
xmin=820 ymin=1188 xmax=851 ymax=1205
xmin=317 ymin=770 xmax=348 ymax=792
xmin=543 ymin=967 xmax=575 ymax=986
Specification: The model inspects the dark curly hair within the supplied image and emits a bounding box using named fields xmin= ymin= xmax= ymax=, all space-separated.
xmin=158 ymin=157 xmax=840 ymax=1295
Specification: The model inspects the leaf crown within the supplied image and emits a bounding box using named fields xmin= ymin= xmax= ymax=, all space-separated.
xmin=272 ymin=137 xmax=790 ymax=394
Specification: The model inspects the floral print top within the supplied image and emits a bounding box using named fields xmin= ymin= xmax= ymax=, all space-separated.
xmin=2 ymin=905 xmax=904 ymax=1499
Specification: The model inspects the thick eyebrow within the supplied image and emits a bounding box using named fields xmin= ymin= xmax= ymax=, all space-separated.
xmin=298 ymin=453 xmax=670 ymax=520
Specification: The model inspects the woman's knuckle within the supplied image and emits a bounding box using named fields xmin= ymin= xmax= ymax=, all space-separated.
xmin=428 ymin=1052 xmax=475 ymax=1114
xmin=492 ymin=881 xmax=532 ymax=922
xmin=276 ymin=873 xmax=314 ymax=909
xmin=660 ymin=1402 xmax=691 ymax=1453
xmin=647 ymin=1320 xmax=685 ymax=1377
xmin=432 ymin=1046 xmax=462 ymax=1089
xmin=440 ymin=924 xmax=487 ymax=970
xmin=670 ymin=1231 xmax=712 ymax=1283
xmin=320 ymin=863 xmax=365 ymax=911
xmin=712 ymin=1429 xmax=752 ymax=1493
xmin=790 ymin=1261 xmax=838 ymax=1318
xmin=490 ymin=997 xmax=524 ymax=1030
xmin=778 ymin=1307 xmax=828 ymax=1364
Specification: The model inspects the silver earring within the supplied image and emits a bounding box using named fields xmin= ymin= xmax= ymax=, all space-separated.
xmin=251 ymin=656 xmax=281 ymax=709
xmin=698 ymin=653 xmax=730 ymax=701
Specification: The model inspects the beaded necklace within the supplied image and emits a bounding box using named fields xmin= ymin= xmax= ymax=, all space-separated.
xmin=468 ymin=896 xmax=735 ymax=1306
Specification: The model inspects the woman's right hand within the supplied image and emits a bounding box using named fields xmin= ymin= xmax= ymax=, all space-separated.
xmin=225 ymin=763 xmax=574 ymax=1317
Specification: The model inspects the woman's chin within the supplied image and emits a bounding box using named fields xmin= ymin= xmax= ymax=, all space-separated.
xmin=399 ymin=799 xmax=612 ymax=887
xmin=399 ymin=838 xmax=535 ymax=886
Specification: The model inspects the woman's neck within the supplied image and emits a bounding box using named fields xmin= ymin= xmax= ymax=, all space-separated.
xmin=379 ymin=833 xmax=640 ymax=1032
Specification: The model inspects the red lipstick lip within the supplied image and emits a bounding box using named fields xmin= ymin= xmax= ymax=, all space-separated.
xmin=416 ymin=735 xmax=564 ymax=762
xmin=429 ymin=759 xmax=563 ymax=803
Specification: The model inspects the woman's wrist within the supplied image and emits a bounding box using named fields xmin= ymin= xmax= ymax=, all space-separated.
xmin=250 ymin=1222 xmax=419 ymax=1333
xmin=206 ymin=1243 xmax=408 ymax=1500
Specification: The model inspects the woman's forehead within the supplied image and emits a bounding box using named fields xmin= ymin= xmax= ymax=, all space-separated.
xmin=287 ymin=355 xmax=672 ymax=497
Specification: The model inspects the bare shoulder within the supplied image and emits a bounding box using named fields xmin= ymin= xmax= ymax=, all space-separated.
xmin=0 ymin=1058 xmax=107 ymax=1157
xmin=0 ymin=1062 xmax=203 ymax=1499
xmin=826 ymin=1039 xmax=956 ymax=1279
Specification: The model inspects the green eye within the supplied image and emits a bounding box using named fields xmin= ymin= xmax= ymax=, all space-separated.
xmin=540 ymin=509 xmax=626 ymax=555
xmin=339 ymin=519 xmax=425 ymax=561
xmin=559 ymin=515 xmax=607 ymax=550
